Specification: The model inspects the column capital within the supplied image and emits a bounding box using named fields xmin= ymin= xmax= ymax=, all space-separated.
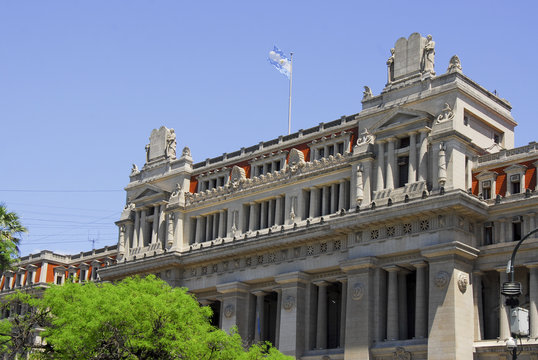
xmin=472 ymin=270 xmax=486 ymax=276
xmin=376 ymin=139 xmax=386 ymax=144
xmin=252 ymin=290 xmax=267 ymax=297
xmin=382 ymin=264 xmax=402 ymax=272
xmin=411 ymin=260 xmax=428 ymax=268
xmin=275 ymin=271 xmax=310 ymax=285
xmin=216 ymin=281 xmax=250 ymax=294
xmin=385 ymin=136 xmax=397 ymax=143
xmin=312 ymin=280 xmax=330 ymax=287
xmin=418 ymin=127 xmax=431 ymax=134
xmin=336 ymin=276 xmax=348 ymax=284
xmin=525 ymin=262 xmax=538 ymax=269
xmin=408 ymin=130 xmax=418 ymax=136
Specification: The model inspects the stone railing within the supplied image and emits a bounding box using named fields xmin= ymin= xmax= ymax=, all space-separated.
xmin=184 ymin=153 xmax=352 ymax=207
xmin=477 ymin=142 xmax=537 ymax=164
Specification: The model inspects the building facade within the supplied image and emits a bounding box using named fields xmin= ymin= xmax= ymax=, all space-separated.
xmin=4 ymin=33 xmax=538 ymax=359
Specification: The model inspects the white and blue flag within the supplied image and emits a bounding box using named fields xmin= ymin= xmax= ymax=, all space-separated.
xmin=268 ymin=46 xmax=291 ymax=79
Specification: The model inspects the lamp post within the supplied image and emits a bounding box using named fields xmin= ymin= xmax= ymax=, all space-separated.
xmin=500 ymin=227 xmax=538 ymax=360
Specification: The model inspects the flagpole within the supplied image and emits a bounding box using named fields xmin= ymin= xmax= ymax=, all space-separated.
xmin=288 ymin=52 xmax=293 ymax=135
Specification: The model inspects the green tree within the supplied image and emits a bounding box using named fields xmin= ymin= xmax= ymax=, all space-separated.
xmin=32 ymin=276 xmax=291 ymax=360
xmin=0 ymin=205 xmax=27 ymax=272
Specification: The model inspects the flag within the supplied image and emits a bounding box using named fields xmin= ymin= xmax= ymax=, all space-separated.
xmin=268 ymin=46 xmax=291 ymax=79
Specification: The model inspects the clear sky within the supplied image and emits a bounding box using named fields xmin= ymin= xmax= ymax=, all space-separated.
xmin=1 ymin=1 xmax=537 ymax=256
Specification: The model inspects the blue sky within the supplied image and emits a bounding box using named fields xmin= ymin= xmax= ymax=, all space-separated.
xmin=1 ymin=1 xmax=536 ymax=256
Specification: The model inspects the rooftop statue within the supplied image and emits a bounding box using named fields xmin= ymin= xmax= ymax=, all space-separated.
xmin=421 ymin=34 xmax=435 ymax=74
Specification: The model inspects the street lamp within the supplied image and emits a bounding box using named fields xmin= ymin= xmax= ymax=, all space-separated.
xmin=500 ymin=227 xmax=538 ymax=360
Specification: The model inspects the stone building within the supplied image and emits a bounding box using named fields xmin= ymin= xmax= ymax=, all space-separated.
xmin=4 ymin=33 xmax=538 ymax=359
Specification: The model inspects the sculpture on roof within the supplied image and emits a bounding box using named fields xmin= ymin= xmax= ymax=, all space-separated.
xmin=421 ymin=34 xmax=435 ymax=74
xmin=165 ymin=129 xmax=177 ymax=159
xmin=130 ymin=164 xmax=140 ymax=176
xmin=436 ymin=103 xmax=455 ymax=124
xmin=362 ymin=86 xmax=373 ymax=101
xmin=447 ymin=55 xmax=462 ymax=72
xmin=386 ymin=48 xmax=395 ymax=83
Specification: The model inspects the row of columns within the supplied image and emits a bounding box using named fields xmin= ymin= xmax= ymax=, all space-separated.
xmin=193 ymin=210 xmax=227 ymax=243
xmin=131 ymin=204 xmax=166 ymax=249
xmin=247 ymin=196 xmax=285 ymax=232
xmin=384 ymin=262 xmax=428 ymax=341
xmin=375 ymin=130 xmax=428 ymax=191
xmin=307 ymin=180 xmax=349 ymax=218
xmin=489 ymin=213 xmax=537 ymax=244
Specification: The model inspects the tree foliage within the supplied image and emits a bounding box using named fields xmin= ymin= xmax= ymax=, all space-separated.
xmin=0 ymin=205 xmax=27 ymax=272
xmin=29 ymin=276 xmax=291 ymax=360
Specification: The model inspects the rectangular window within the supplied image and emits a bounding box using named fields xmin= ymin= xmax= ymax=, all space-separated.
xmin=483 ymin=224 xmax=493 ymax=245
xmin=510 ymin=174 xmax=520 ymax=194
xmin=257 ymin=165 xmax=264 ymax=176
xmin=210 ymin=179 xmax=217 ymax=189
xmin=318 ymin=148 xmax=324 ymax=160
xmin=218 ymin=176 xmax=225 ymax=187
xmin=274 ymin=161 xmax=281 ymax=172
xmin=266 ymin=163 xmax=272 ymax=173
xmin=398 ymin=157 xmax=409 ymax=188
xmin=328 ymin=145 xmax=334 ymax=156
xmin=337 ymin=142 xmax=344 ymax=155
xmin=512 ymin=222 xmax=522 ymax=241
xmin=80 ymin=270 xmax=86 ymax=282
xmin=27 ymin=272 xmax=33 ymax=285
xmin=482 ymin=180 xmax=491 ymax=199
xmin=56 ymin=276 xmax=63 ymax=285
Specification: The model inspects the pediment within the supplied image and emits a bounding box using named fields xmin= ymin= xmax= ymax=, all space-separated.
xmin=475 ymin=170 xmax=498 ymax=180
xmin=372 ymin=107 xmax=433 ymax=138
xmin=130 ymin=184 xmax=169 ymax=205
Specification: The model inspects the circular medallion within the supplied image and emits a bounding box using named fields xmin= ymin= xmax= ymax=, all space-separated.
xmin=457 ymin=273 xmax=468 ymax=294
xmin=224 ymin=304 xmax=234 ymax=318
xmin=434 ymin=271 xmax=450 ymax=288
xmin=352 ymin=283 xmax=364 ymax=301
xmin=282 ymin=295 xmax=295 ymax=311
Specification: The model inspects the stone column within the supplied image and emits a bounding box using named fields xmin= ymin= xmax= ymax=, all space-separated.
xmin=528 ymin=263 xmax=538 ymax=338
xmin=413 ymin=261 xmax=428 ymax=339
xmin=376 ymin=140 xmax=385 ymax=191
xmin=472 ymin=271 xmax=484 ymax=341
xmin=418 ymin=129 xmax=429 ymax=182
xmin=249 ymin=203 xmax=257 ymax=231
xmin=384 ymin=265 xmax=399 ymax=340
xmin=314 ymin=281 xmax=328 ymax=349
xmin=498 ymin=269 xmax=510 ymax=340
xmin=398 ymin=269 xmax=409 ymax=340
xmin=386 ymin=137 xmax=396 ymax=190
xmin=140 ymin=209 xmax=147 ymax=247
xmin=268 ymin=199 xmax=275 ymax=227
xmin=195 ymin=216 xmax=204 ymax=243
xmin=309 ymin=188 xmax=319 ymax=218
xmin=260 ymin=201 xmax=268 ymax=229
xmin=152 ymin=206 xmax=159 ymax=244
xmin=274 ymin=288 xmax=282 ymax=349
xmin=133 ymin=209 xmax=140 ymax=248
xmin=253 ymin=291 xmax=266 ymax=342
xmin=206 ymin=214 xmax=213 ymax=241
xmin=275 ymin=271 xmax=308 ymax=358
xmin=275 ymin=196 xmax=283 ymax=225
xmin=158 ymin=205 xmax=165 ymax=244
xmin=338 ymin=277 xmax=347 ymax=348
xmin=331 ymin=183 xmax=338 ymax=213
xmin=362 ymin=159 xmax=373 ymax=207
xmin=338 ymin=181 xmax=346 ymax=211
xmin=126 ymin=222 xmax=134 ymax=251
xmin=211 ymin=211 xmax=217 ymax=239
xmin=218 ymin=210 xmax=226 ymax=238
xmin=408 ymin=131 xmax=417 ymax=183
xmin=498 ymin=219 xmax=506 ymax=243
xmin=466 ymin=157 xmax=473 ymax=191
xmin=321 ymin=186 xmax=330 ymax=216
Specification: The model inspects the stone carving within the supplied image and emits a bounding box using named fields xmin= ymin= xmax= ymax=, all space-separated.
xmin=146 ymin=126 xmax=176 ymax=163
xmin=289 ymin=196 xmax=297 ymax=222
xmin=352 ymin=282 xmax=364 ymax=301
xmin=447 ymin=55 xmax=462 ymax=72
xmin=436 ymin=103 xmax=455 ymax=123
xmin=283 ymin=295 xmax=295 ymax=311
xmin=393 ymin=346 xmax=411 ymax=360
xmin=288 ymin=148 xmax=305 ymax=167
xmin=434 ymin=271 xmax=450 ymax=288
xmin=130 ymin=164 xmax=140 ymax=176
xmin=182 ymin=146 xmax=191 ymax=157
xmin=458 ymin=273 xmax=468 ymax=294
xmin=171 ymin=183 xmax=181 ymax=197
xmin=356 ymin=164 xmax=364 ymax=205
xmin=230 ymin=165 xmax=246 ymax=184
xmin=362 ymin=86 xmax=373 ymax=101
xmin=165 ymin=129 xmax=177 ymax=159
xmin=438 ymin=142 xmax=447 ymax=187
xmin=386 ymin=48 xmax=395 ymax=83
xmin=224 ymin=304 xmax=234 ymax=318
xmin=357 ymin=128 xmax=374 ymax=145
xmin=421 ymin=34 xmax=435 ymax=74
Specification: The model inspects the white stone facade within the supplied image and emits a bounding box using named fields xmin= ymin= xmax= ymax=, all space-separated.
xmin=8 ymin=33 xmax=538 ymax=359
